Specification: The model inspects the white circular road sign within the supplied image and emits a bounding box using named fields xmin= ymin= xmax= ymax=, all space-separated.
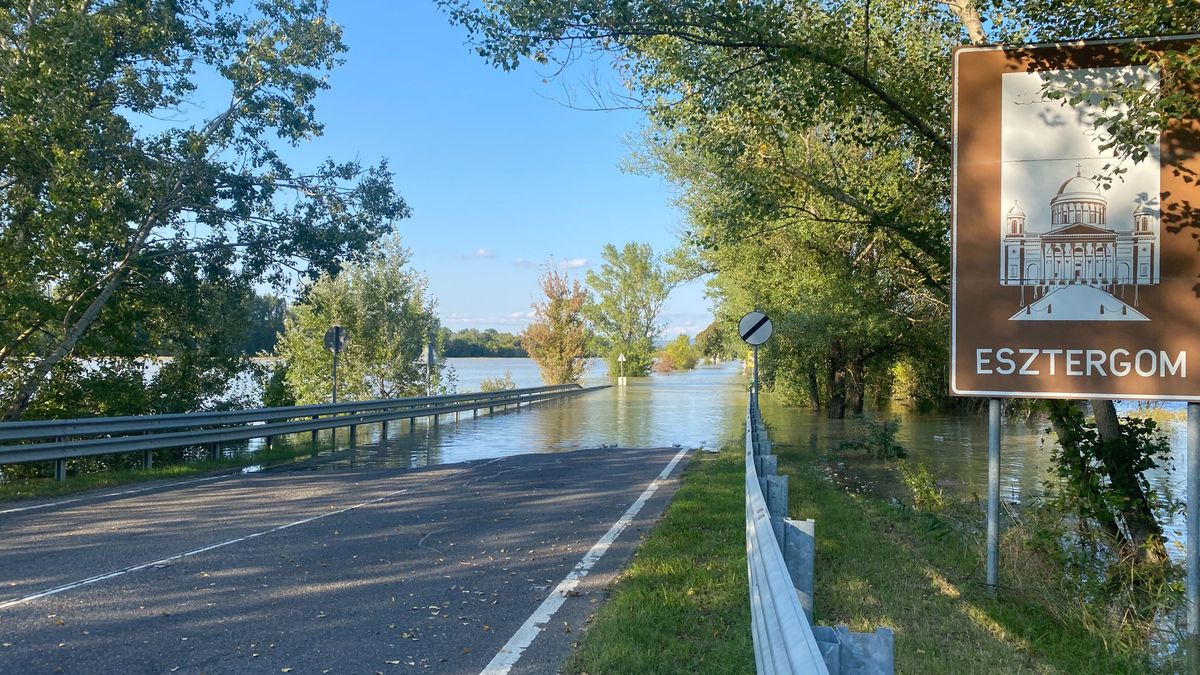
xmin=739 ymin=311 xmax=773 ymax=346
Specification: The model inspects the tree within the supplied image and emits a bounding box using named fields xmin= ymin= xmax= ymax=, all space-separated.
xmin=585 ymin=243 xmax=674 ymax=376
xmin=0 ymin=0 xmax=407 ymax=421
xmin=654 ymin=334 xmax=700 ymax=372
xmin=439 ymin=0 xmax=1188 ymax=559
xmin=275 ymin=238 xmax=443 ymax=404
xmin=522 ymin=269 xmax=591 ymax=384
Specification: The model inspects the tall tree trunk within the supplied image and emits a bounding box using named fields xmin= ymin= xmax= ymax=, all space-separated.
xmin=806 ymin=367 xmax=822 ymax=410
xmin=826 ymin=342 xmax=847 ymax=419
xmin=846 ymin=358 xmax=865 ymax=415
xmin=1046 ymin=400 xmax=1123 ymax=541
xmin=1091 ymin=399 xmax=1168 ymax=563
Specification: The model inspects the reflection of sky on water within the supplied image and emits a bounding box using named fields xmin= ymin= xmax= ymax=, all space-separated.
xmin=760 ymin=397 xmax=1191 ymax=562
xmin=264 ymin=359 xmax=748 ymax=473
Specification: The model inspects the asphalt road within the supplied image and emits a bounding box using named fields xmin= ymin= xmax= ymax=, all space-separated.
xmin=0 ymin=445 xmax=690 ymax=674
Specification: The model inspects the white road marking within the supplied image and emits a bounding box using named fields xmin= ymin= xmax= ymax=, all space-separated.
xmin=0 ymin=485 xmax=412 ymax=610
xmin=0 ymin=475 xmax=229 ymax=515
xmin=480 ymin=446 xmax=690 ymax=675
xmin=0 ymin=456 xmax=510 ymax=609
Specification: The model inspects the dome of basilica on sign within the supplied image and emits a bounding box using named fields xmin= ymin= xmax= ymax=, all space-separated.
xmin=1055 ymin=172 xmax=1107 ymax=203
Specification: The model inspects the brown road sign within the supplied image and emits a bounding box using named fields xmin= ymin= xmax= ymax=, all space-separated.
xmin=952 ymin=36 xmax=1200 ymax=400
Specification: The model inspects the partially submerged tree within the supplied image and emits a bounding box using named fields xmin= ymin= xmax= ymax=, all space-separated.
xmin=275 ymin=238 xmax=443 ymax=404
xmin=0 ymin=0 xmax=407 ymax=420
xmin=523 ymin=268 xmax=591 ymax=385
xmin=654 ymin=334 xmax=700 ymax=372
xmin=584 ymin=242 xmax=674 ymax=376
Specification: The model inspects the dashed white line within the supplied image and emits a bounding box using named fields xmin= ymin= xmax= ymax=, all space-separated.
xmin=479 ymin=446 xmax=690 ymax=675
xmin=0 ymin=485 xmax=418 ymax=610
xmin=0 ymin=475 xmax=230 ymax=515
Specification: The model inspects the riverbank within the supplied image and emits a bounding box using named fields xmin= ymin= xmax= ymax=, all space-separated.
xmin=568 ymin=436 xmax=1162 ymax=673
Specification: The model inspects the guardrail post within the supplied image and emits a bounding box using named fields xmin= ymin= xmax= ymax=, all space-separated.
xmin=756 ymin=454 xmax=778 ymax=477
xmin=783 ymin=518 xmax=816 ymax=621
xmin=55 ymin=458 xmax=66 ymax=481
xmin=311 ymin=416 xmax=319 ymax=445
xmin=410 ymin=417 xmax=416 ymax=431
xmin=381 ymin=420 xmax=388 ymax=438
xmin=208 ymin=443 xmax=219 ymax=461
xmin=762 ymin=474 xmax=789 ymax=542
xmin=489 ymin=406 xmax=494 ymax=415
xmin=433 ymin=413 xmax=439 ymax=427
xmin=350 ymin=424 xmax=357 ymax=447
xmin=265 ymin=436 xmax=274 ymax=451
xmin=142 ymin=449 xmax=153 ymax=470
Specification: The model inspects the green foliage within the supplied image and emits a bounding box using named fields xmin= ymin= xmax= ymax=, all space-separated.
xmin=261 ymin=362 xmax=296 ymax=408
xmin=584 ymin=242 xmax=674 ymax=377
xmin=837 ymin=417 xmax=908 ymax=459
xmin=654 ymin=334 xmax=700 ymax=372
xmin=440 ymin=328 xmax=527 ymax=357
xmin=523 ymin=268 xmax=591 ymax=384
xmin=897 ymin=462 xmax=946 ymax=511
xmin=0 ymin=0 xmax=407 ymax=421
xmin=240 ymin=294 xmax=288 ymax=356
xmin=1044 ymin=402 xmax=1176 ymax=556
xmin=479 ymin=370 xmax=517 ymax=392
xmin=275 ymin=238 xmax=444 ymax=404
xmin=693 ymin=321 xmax=735 ymax=362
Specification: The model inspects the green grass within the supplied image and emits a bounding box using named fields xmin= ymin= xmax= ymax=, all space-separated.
xmin=566 ymin=437 xmax=1160 ymax=674
xmin=564 ymin=448 xmax=754 ymax=674
xmin=0 ymin=439 xmax=326 ymax=503
xmin=775 ymin=444 xmax=1154 ymax=674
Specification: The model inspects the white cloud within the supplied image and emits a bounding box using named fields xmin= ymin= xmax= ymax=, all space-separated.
xmin=513 ymin=259 xmax=537 ymax=269
xmin=558 ymin=258 xmax=588 ymax=270
xmin=472 ymin=248 xmax=494 ymax=258
xmin=507 ymin=310 xmax=534 ymax=319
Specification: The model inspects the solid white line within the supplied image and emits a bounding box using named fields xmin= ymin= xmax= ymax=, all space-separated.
xmin=479 ymin=447 xmax=690 ymax=675
xmin=0 ymin=485 xmax=411 ymax=610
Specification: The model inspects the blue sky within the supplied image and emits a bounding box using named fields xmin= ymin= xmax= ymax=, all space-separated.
xmin=277 ymin=2 xmax=712 ymax=337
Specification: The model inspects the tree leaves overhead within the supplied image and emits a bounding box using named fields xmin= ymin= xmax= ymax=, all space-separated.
xmin=0 ymin=0 xmax=409 ymax=419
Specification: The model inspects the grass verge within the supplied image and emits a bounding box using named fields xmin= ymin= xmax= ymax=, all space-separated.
xmin=775 ymin=443 xmax=1155 ymax=674
xmin=563 ymin=447 xmax=754 ymax=674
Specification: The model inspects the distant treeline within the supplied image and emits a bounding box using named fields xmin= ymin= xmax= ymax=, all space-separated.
xmin=439 ymin=328 xmax=527 ymax=358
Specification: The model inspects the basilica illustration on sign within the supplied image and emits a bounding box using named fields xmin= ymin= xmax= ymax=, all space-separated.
xmin=1000 ymin=167 xmax=1159 ymax=322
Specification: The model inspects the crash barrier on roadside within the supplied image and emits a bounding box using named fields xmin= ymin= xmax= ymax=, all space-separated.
xmin=0 ymin=384 xmax=607 ymax=480
xmin=746 ymin=395 xmax=895 ymax=674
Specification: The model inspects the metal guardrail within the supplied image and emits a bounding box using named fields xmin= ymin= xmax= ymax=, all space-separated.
xmin=745 ymin=396 xmax=894 ymax=675
xmin=0 ymin=384 xmax=606 ymax=477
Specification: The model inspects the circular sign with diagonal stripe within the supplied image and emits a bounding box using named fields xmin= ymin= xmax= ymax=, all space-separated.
xmin=739 ymin=311 xmax=773 ymax=346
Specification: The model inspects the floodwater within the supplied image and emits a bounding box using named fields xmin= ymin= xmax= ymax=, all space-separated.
xmin=256 ymin=357 xmax=1190 ymax=557
xmin=265 ymin=358 xmax=749 ymax=471
xmin=758 ymin=395 xmax=1190 ymax=561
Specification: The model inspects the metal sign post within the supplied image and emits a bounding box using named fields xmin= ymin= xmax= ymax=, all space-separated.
xmin=987 ymin=398 xmax=1001 ymax=591
xmin=323 ymin=326 xmax=348 ymax=403
xmin=1190 ymin=403 xmax=1200 ymax=635
xmin=739 ymin=311 xmax=773 ymax=402
xmin=617 ymin=353 xmax=627 ymax=387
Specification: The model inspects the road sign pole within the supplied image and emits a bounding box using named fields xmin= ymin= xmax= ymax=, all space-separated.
xmin=986 ymin=398 xmax=1001 ymax=591
xmin=1189 ymin=402 xmax=1200 ymax=634
xmin=752 ymin=344 xmax=760 ymax=403
xmin=332 ymin=348 xmax=338 ymax=404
